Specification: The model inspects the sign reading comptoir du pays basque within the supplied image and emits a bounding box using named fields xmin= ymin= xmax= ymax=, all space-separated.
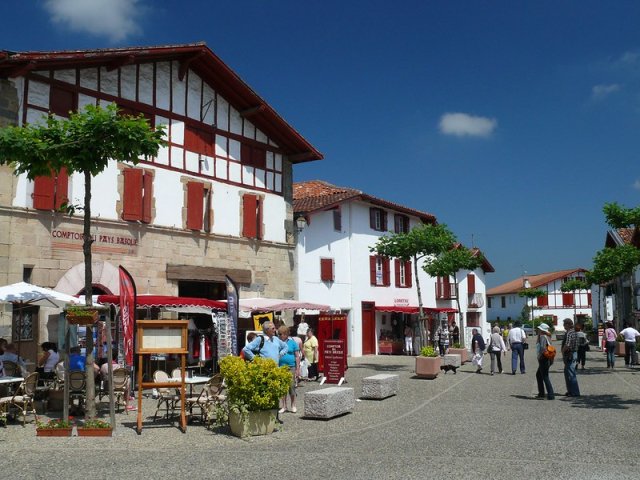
xmin=50 ymin=229 xmax=138 ymax=255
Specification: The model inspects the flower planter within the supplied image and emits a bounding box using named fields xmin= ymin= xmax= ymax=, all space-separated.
xmin=616 ymin=342 xmax=626 ymax=357
xmin=77 ymin=427 xmax=113 ymax=437
xmin=66 ymin=309 xmax=98 ymax=325
xmin=448 ymin=348 xmax=468 ymax=364
xmin=415 ymin=356 xmax=442 ymax=379
xmin=36 ymin=427 xmax=73 ymax=437
xmin=228 ymin=409 xmax=277 ymax=438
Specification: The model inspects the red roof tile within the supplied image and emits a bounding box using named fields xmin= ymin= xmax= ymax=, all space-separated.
xmin=486 ymin=268 xmax=588 ymax=295
xmin=293 ymin=180 xmax=436 ymax=223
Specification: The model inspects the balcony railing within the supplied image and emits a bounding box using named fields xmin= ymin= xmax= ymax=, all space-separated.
xmin=436 ymin=283 xmax=457 ymax=300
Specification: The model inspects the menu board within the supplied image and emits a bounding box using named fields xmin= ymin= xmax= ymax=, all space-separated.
xmin=323 ymin=339 xmax=346 ymax=384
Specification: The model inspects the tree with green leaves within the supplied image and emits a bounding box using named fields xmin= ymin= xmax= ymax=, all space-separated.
xmin=561 ymin=278 xmax=591 ymax=323
xmin=518 ymin=288 xmax=546 ymax=330
xmin=371 ymin=223 xmax=456 ymax=349
xmin=0 ymin=104 xmax=166 ymax=417
xmin=423 ymin=246 xmax=484 ymax=347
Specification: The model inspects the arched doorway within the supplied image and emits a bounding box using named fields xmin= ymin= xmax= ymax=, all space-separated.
xmin=55 ymin=261 xmax=118 ymax=296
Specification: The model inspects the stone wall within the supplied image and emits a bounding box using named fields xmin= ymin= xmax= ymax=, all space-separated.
xmin=0 ymin=79 xmax=19 ymax=128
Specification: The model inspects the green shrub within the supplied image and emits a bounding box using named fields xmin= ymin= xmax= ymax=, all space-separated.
xmin=419 ymin=346 xmax=438 ymax=357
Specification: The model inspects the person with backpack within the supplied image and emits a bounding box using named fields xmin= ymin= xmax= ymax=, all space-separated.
xmin=242 ymin=321 xmax=288 ymax=363
xmin=535 ymin=323 xmax=555 ymax=400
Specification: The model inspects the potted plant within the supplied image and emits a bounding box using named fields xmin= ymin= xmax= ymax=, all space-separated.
xmin=448 ymin=342 xmax=469 ymax=364
xmin=616 ymin=333 xmax=626 ymax=357
xmin=218 ymin=356 xmax=291 ymax=438
xmin=77 ymin=418 xmax=113 ymax=437
xmin=415 ymin=346 xmax=442 ymax=379
xmin=65 ymin=305 xmax=99 ymax=325
xmin=36 ymin=418 xmax=73 ymax=437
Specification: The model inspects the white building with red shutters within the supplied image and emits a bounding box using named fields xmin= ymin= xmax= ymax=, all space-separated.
xmin=486 ymin=268 xmax=592 ymax=330
xmin=294 ymin=180 xmax=494 ymax=357
xmin=0 ymin=43 xmax=322 ymax=358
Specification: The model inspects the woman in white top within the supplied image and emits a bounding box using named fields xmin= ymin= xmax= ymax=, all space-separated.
xmin=487 ymin=326 xmax=506 ymax=375
xmin=37 ymin=342 xmax=60 ymax=379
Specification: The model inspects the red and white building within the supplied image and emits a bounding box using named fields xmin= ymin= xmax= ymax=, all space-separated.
xmin=486 ymin=268 xmax=592 ymax=330
xmin=294 ymin=180 xmax=494 ymax=356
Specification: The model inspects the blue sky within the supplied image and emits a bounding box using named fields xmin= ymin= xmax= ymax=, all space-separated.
xmin=2 ymin=0 xmax=640 ymax=287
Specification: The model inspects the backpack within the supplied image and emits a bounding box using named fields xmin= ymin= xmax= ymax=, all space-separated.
xmin=541 ymin=337 xmax=556 ymax=362
xmin=250 ymin=335 xmax=265 ymax=358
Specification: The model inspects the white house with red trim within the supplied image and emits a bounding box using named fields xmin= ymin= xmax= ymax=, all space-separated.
xmin=294 ymin=180 xmax=494 ymax=357
xmin=486 ymin=268 xmax=592 ymax=330
xmin=0 ymin=43 xmax=322 ymax=356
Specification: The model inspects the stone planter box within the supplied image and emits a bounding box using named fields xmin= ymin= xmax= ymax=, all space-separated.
xmin=77 ymin=427 xmax=113 ymax=437
xmin=66 ymin=309 xmax=98 ymax=325
xmin=448 ymin=348 xmax=468 ymax=363
xmin=415 ymin=356 xmax=441 ymax=379
xmin=36 ymin=428 xmax=73 ymax=437
xmin=616 ymin=342 xmax=625 ymax=357
xmin=228 ymin=409 xmax=277 ymax=438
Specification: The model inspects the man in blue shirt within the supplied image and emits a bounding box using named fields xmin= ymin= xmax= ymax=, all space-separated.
xmin=242 ymin=321 xmax=288 ymax=363
xmin=69 ymin=346 xmax=86 ymax=371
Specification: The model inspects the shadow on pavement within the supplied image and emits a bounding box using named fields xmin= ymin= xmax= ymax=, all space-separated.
xmin=348 ymin=363 xmax=409 ymax=372
xmin=563 ymin=394 xmax=640 ymax=410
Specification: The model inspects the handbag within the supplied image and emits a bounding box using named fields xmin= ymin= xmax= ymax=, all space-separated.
xmin=523 ymin=342 xmax=529 ymax=350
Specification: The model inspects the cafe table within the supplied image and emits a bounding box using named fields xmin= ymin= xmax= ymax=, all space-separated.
xmin=169 ymin=375 xmax=211 ymax=396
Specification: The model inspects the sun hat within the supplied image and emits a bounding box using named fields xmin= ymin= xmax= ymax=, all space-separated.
xmin=536 ymin=323 xmax=550 ymax=334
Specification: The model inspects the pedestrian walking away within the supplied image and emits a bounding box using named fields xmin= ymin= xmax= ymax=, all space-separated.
xmin=507 ymin=321 xmax=527 ymax=374
xmin=471 ymin=328 xmax=485 ymax=373
xmin=561 ymin=318 xmax=580 ymax=397
xmin=603 ymin=321 xmax=617 ymax=368
xmin=575 ymin=322 xmax=589 ymax=370
xmin=487 ymin=326 xmax=506 ymax=375
xmin=619 ymin=322 xmax=640 ymax=368
xmin=404 ymin=322 xmax=414 ymax=356
xmin=535 ymin=323 xmax=555 ymax=400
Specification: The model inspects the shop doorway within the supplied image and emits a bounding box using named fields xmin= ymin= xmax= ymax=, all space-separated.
xmin=361 ymin=302 xmax=376 ymax=355
xmin=178 ymin=281 xmax=226 ymax=300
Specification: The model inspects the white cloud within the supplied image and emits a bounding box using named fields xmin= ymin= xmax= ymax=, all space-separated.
xmin=633 ymin=179 xmax=640 ymax=190
xmin=591 ymin=83 xmax=621 ymax=101
xmin=438 ymin=112 xmax=497 ymax=138
xmin=44 ymin=0 xmax=143 ymax=43
xmin=619 ymin=51 xmax=640 ymax=65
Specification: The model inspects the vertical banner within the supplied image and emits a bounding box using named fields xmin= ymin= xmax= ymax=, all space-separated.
xmin=225 ymin=275 xmax=239 ymax=356
xmin=119 ymin=266 xmax=137 ymax=367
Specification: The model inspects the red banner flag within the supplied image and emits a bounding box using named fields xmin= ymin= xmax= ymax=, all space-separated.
xmin=118 ymin=266 xmax=137 ymax=367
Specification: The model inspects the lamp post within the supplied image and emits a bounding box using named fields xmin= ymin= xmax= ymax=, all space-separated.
xmin=523 ymin=278 xmax=534 ymax=329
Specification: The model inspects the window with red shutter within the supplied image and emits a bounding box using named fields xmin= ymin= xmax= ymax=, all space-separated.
xmin=382 ymin=257 xmax=390 ymax=286
xmin=242 ymin=194 xmax=262 ymax=239
xmin=49 ymin=85 xmax=76 ymax=117
xmin=122 ymin=169 xmax=143 ymax=221
xmin=369 ymin=256 xmax=377 ymax=285
xmin=141 ymin=172 xmax=153 ymax=223
xmin=394 ymin=214 xmax=409 ymax=233
xmin=320 ymin=258 xmax=334 ymax=282
xmin=467 ymin=274 xmax=476 ymax=295
xmin=587 ymin=292 xmax=592 ymax=307
xmin=537 ymin=295 xmax=549 ymax=307
xmin=55 ymin=168 xmax=69 ymax=210
xmin=394 ymin=259 xmax=401 ymax=287
xmin=33 ymin=175 xmax=55 ymax=210
xmin=184 ymin=125 xmax=214 ymax=156
xmin=405 ymin=260 xmax=412 ymax=287
xmin=369 ymin=208 xmax=387 ymax=231
xmin=562 ymin=292 xmax=574 ymax=307
xmin=251 ymin=147 xmax=266 ymax=169
xmin=187 ymin=181 xmax=205 ymax=230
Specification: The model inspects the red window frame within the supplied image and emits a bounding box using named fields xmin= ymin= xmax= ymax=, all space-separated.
xmin=49 ymin=85 xmax=77 ymax=117
xmin=562 ymin=292 xmax=574 ymax=307
xmin=467 ymin=274 xmax=476 ymax=295
xmin=242 ymin=193 xmax=263 ymax=239
xmin=320 ymin=258 xmax=334 ymax=282
xmin=394 ymin=214 xmax=409 ymax=233
xmin=187 ymin=181 xmax=205 ymax=230
xmin=184 ymin=125 xmax=214 ymax=157
xmin=33 ymin=168 xmax=69 ymax=211
xmin=537 ymin=295 xmax=549 ymax=307
xmin=241 ymin=143 xmax=267 ymax=169
xmin=395 ymin=259 xmax=412 ymax=288
xmin=370 ymin=255 xmax=390 ymax=286
xmin=122 ymin=169 xmax=153 ymax=223
xmin=369 ymin=207 xmax=387 ymax=231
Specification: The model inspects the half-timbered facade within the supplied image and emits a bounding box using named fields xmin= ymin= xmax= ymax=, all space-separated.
xmin=0 ymin=44 xmax=322 ymax=353
xmin=294 ymin=180 xmax=493 ymax=356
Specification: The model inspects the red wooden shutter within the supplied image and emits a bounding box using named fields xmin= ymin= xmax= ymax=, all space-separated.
xmin=241 ymin=144 xmax=252 ymax=165
xmin=562 ymin=292 xmax=574 ymax=307
xmin=467 ymin=274 xmax=476 ymax=295
xmin=185 ymin=125 xmax=213 ymax=156
xmin=394 ymin=259 xmax=401 ymax=287
xmin=320 ymin=258 xmax=334 ymax=282
xmin=369 ymin=256 xmax=377 ymax=285
xmin=33 ymin=175 xmax=55 ymax=210
xmin=537 ymin=295 xmax=548 ymax=307
xmin=381 ymin=211 xmax=388 ymax=231
xmin=242 ymin=194 xmax=258 ymax=238
xmin=141 ymin=172 xmax=153 ymax=224
xmin=187 ymin=181 xmax=204 ymax=230
xmin=587 ymin=292 xmax=592 ymax=306
xmin=122 ymin=169 xmax=143 ymax=221
xmin=54 ymin=168 xmax=69 ymax=210
xmin=256 ymin=196 xmax=263 ymax=240
xmin=251 ymin=148 xmax=266 ymax=169
xmin=50 ymin=85 xmax=76 ymax=117
xmin=383 ymin=257 xmax=390 ymax=286
xmin=405 ymin=260 xmax=412 ymax=287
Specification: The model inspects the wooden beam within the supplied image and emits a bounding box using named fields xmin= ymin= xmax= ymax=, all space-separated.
xmin=106 ymin=55 xmax=136 ymax=72
xmin=178 ymin=52 xmax=205 ymax=81
xmin=240 ymin=105 xmax=265 ymax=117
xmin=166 ymin=264 xmax=252 ymax=284
xmin=7 ymin=61 xmax=36 ymax=78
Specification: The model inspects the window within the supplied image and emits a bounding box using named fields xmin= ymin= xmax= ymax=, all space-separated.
xmin=33 ymin=168 xmax=69 ymax=211
xmin=501 ymin=296 xmax=506 ymax=308
xmin=241 ymin=143 xmax=266 ymax=169
xmin=487 ymin=297 xmax=492 ymax=308
xmin=395 ymin=259 xmax=412 ymax=288
xmin=122 ymin=169 xmax=153 ymax=223
xmin=394 ymin=214 xmax=409 ymax=233
xmin=333 ymin=208 xmax=342 ymax=231
xmin=320 ymin=258 xmax=334 ymax=282
xmin=467 ymin=274 xmax=476 ymax=294
xmin=467 ymin=312 xmax=481 ymax=327
xmin=562 ymin=292 xmax=574 ymax=307
xmin=369 ymin=255 xmax=390 ymax=286
xmin=23 ymin=266 xmax=33 ymax=283
xmin=369 ymin=207 xmax=387 ymax=231
xmin=186 ymin=181 xmax=212 ymax=231
xmin=242 ymin=193 xmax=263 ymax=239
xmin=537 ymin=295 xmax=548 ymax=307
xmin=436 ymin=276 xmax=455 ymax=299
xmin=184 ymin=124 xmax=214 ymax=157
xmin=49 ymin=85 xmax=77 ymax=117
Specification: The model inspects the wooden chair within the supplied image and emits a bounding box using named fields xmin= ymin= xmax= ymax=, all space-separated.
xmin=68 ymin=371 xmax=86 ymax=411
xmin=184 ymin=374 xmax=225 ymax=425
xmin=171 ymin=368 xmax=182 ymax=380
xmin=112 ymin=368 xmax=130 ymax=414
xmin=2 ymin=361 xmax=19 ymax=377
xmin=0 ymin=372 xmax=39 ymax=426
xmin=152 ymin=370 xmax=180 ymax=420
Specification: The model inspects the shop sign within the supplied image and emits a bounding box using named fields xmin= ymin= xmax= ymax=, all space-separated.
xmin=394 ymin=298 xmax=409 ymax=306
xmin=323 ymin=339 xmax=346 ymax=384
xmin=51 ymin=229 xmax=138 ymax=255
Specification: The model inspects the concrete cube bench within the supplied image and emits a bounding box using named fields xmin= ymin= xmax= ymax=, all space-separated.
xmin=361 ymin=374 xmax=399 ymax=399
xmin=441 ymin=354 xmax=461 ymax=374
xmin=304 ymin=387 xmax=355 ymax=419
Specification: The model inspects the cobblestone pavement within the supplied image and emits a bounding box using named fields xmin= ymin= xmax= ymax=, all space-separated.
xmin=2 ymin=347 xmax=639 ymax=479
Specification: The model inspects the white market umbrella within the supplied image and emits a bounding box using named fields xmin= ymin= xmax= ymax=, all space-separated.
xmin=237 ymin=297 xmax=330 ymax=312
xmin=0 ymin=281 xmax=82 ymax=308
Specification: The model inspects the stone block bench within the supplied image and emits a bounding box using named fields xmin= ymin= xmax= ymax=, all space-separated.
xmin=441 ymin=354 xmax=461 ymax=374
xmin=361 ymin=374 xmax=399 ymax=399
xmin=304 ymin=387 xmax=355 ymax=419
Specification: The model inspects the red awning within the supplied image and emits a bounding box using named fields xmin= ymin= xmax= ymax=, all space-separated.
xmin=425 ymin=307 xmax=458 ymax=313
xmin=375 ymin=306 xmax=458 ymax=314
xmin=96 ymin=295 xmax=226 ymax=310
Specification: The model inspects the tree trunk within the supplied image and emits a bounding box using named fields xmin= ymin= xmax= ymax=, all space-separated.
xmin=414 ymin=255 xmax=427 ymax=350
xmin=83 ymin=170 xmax=96 ymax=419
xmin=454 ymin=277 xmax=464 ymax=347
